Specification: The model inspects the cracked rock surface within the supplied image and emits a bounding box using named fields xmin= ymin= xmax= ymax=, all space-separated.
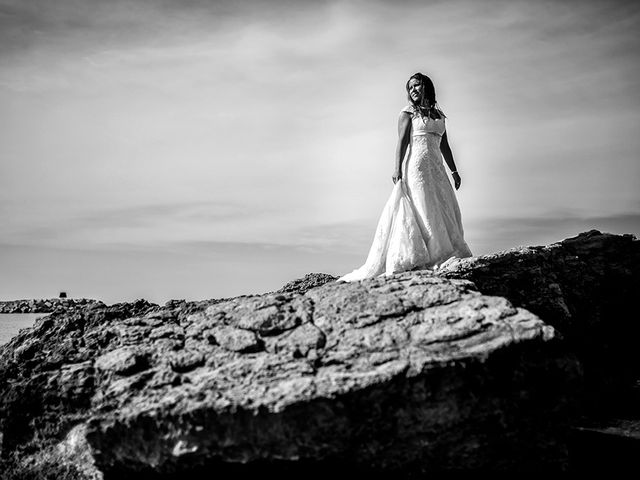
xmin=2 ymin=230 xmax=635 ymax=477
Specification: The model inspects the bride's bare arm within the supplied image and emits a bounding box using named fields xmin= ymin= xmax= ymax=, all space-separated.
xmin=440 ymin=131 xmax=462 ymax=189
xmin=439 ymin=131 xmax=457 ymax=171
xmin=393 ymin=112 xmax=412 ymax=183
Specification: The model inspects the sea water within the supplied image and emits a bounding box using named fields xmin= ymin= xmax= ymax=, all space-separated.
xmin=0 ymin=313 xmax=45 ymax=345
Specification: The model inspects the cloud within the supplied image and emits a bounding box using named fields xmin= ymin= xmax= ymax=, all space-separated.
xmin=0 ymin=0 xmax=337 ymax=60
xmin=1 ymin=200 xmax=273 ymax=248
xmin=0 ymin=0 xmax=638 ymax=262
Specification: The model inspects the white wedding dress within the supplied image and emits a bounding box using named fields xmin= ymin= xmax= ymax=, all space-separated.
xmin=339 ymin=105 xmax=473 ymax=282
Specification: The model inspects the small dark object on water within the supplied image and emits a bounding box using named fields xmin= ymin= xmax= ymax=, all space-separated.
xmin=59 ymin=292 xmax=67 ymax=298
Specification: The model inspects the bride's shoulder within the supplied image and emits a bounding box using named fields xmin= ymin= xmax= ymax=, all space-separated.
xmin=400 ymin=104 xmax=416 ymax=116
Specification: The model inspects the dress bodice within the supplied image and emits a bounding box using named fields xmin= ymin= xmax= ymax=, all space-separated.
xmin=401 ymin=105 xmax=446 ymax=137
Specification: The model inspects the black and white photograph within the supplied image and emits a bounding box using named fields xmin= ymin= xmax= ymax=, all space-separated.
xmin=1 ymin=0 xmax=639 ymax=477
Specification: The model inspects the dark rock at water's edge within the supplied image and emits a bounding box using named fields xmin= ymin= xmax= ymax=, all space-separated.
xmin=0 ymin=297 xmax=105 ymax=314
xmin=0 ymin=230 xmax=637 ymax=478
xmin=437 ymin=229 xmax=640 ymax=416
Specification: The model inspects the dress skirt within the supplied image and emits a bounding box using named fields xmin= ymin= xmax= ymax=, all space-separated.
xmin=338 ymin=133 xmax=472 ymax=282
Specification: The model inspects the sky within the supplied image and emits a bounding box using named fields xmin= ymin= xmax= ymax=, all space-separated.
xmin=1 ymin=0 xmax=639 ymax=303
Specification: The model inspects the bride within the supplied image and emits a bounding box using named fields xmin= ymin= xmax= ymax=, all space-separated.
xmin=338 ymin=72 xmax=473 ymax=282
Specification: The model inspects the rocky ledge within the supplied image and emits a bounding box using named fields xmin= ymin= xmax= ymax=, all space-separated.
xmin=0 ymin=230 xmax=638 ymax=478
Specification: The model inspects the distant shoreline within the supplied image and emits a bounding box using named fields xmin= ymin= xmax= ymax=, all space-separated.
xmin=0 ymin=298 xmax=103 ymax=314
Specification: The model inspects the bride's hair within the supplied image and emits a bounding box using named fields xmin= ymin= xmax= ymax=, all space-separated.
xmin=406 ymin=72 xmax=446 ymax=120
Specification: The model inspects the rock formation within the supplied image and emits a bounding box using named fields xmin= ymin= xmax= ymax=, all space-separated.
xmin=0 ymin=230 xmax=637 ymax=478
xmin=438 ymin=229 xmax=640 ymax=414
xmin=277 ymin=272 xmax=338 ymax=295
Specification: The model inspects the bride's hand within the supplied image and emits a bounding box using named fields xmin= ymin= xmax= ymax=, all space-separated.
xmin=452 ymin=172 xmax=461 ymax=190
xmin=392 ymin=170 xmax=402 ymax=184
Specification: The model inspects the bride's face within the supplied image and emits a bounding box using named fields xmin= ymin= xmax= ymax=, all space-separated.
xmin=408 ymin=79 xmax=423 ymax=103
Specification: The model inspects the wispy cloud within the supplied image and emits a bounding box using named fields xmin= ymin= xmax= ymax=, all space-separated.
xmin=1 ymin=200 xmax=280 ymax=248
